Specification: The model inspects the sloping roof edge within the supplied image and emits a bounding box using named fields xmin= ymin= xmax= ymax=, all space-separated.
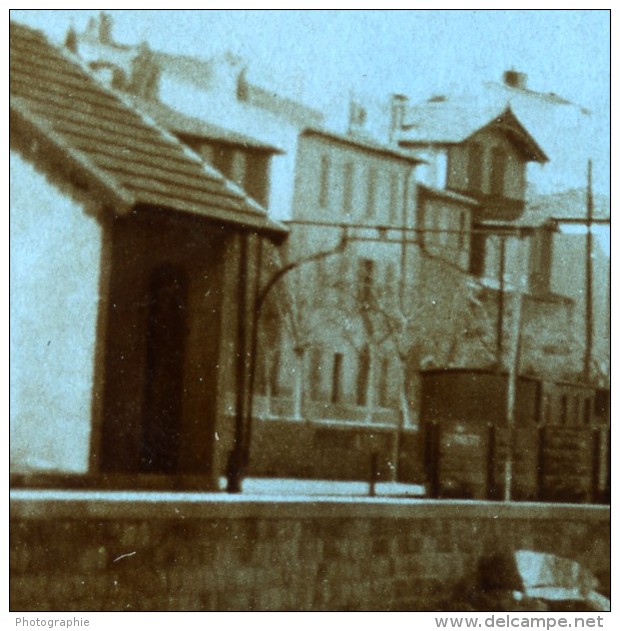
xmin=466 ymin=106 xmax=549 ymax=164
xmin=302 ymin=127 xmax=425 ymax=165
xmin=399 ymin=103 xmax=549 ymax=164
xmin=133 ymin=97 xmax=285 ymax=154
xmin=418 ymin=184 xmax=480 ymax=207
xmin=10 ymin=96 xmax=134 ymax=213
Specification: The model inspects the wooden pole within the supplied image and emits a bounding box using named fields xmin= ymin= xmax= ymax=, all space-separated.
xmin=504 ymin=233 xmax=526 ymax=502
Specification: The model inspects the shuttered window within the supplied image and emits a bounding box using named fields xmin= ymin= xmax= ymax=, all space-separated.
xmin=331 ymin=353 xmax=344 ymax=404
xmin=343 ymin=161 xmax=354 ymax=216
xmin=356 ymin=346 xmax=370 ymax=406
xmin=365 ymin=166 xmax=377 ymax=218
xmin=389 ymin=172 xmax=399 ymax=223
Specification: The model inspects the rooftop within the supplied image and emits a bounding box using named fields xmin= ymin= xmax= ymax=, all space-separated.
xmin=132 ymin=97 xmax=284 ymax=153
xmin=10 ymin=21 xmax=286 ymax=238
xmin=398 ymin=101 xmax=548 ymax=163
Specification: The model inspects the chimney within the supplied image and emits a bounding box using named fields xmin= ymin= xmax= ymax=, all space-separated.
xmin=64 ymin=26 xmax=77 ymax=53
xmin=389 ymin=93 xmax=408 ymax=142
xmin=347 ymin=98 xmax=367 ymax=134
xmin=98 ymin=12 xmax=113 ymax=44
xmin=503 ymin=70 xmax=528 ymax=90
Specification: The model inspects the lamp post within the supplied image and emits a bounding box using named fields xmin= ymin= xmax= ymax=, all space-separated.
xmin=225 ymin=229 xmax=348 ymax=492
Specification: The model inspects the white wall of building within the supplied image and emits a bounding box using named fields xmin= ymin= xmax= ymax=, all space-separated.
xmin=10 ymin=151 xmax=102 ymax=473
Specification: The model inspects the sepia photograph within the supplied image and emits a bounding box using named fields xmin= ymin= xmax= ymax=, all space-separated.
xmin=9 ymin=7 xmax=611 ymax=618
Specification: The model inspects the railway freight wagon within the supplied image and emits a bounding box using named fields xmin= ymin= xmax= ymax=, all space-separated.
xmin=419 ymin=369 xmax=610 ymax=503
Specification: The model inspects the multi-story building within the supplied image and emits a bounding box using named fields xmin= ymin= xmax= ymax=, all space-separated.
xmin=256 ymin=127 xmax=424 ymax=426
xmin=385 ymin=71 xmax=610 ymax=383
xmin=391 ymin=96 xmax=591 ymax=379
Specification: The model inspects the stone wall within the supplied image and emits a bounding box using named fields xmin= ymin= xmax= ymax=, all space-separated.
xmin=10 ymin=492 xmax=610 ymax=612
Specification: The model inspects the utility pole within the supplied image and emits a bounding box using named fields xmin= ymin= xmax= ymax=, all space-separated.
xmin=584 ymin=159 xmax=594 ymax=382
xmin=496 ymin=236 xmax=506 ymax=366
xmin=504 ymin=232 xmax=527 ymax=502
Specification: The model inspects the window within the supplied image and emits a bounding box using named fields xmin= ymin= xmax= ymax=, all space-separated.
xmin=331 ymin=353 xmax=344 ymax=404
xmin=309 ymin=347 xmax=323 ymax=400
xmin=244 ymin=152 xmax=270 ymax=206
xmin=213 ymin=146 xmax=234 ymax=179
xmin=389 ymin=172 xmax=399 ymax=224
xmin=357 ymin=258 xmax=375 ymax=306
xmin=490 ymin=146 xmax=506 ymax=196
xmin=469 ymin=232 xmax=486 ymax=277
xmin=343 ymin=161 xmax=354 ymax=215
xmin=378 ymin=356 xmax=390 ymax=408
xmin=365 ymin=166 xmax=377 ymax=218
xmin=467 ymin=142 xmax=483 ymax=192
xmin=356 ymin=346 xmax=370 ymax=406
xmin=319 ymin=156 xmax=330 ymax=208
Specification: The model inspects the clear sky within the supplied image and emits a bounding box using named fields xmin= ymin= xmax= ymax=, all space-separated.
xmin=10 ymin=9 xmax=610 ymax=113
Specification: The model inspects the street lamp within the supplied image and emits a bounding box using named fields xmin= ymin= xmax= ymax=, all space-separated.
xmin=226 ymin=229 xmax=348 ymax=493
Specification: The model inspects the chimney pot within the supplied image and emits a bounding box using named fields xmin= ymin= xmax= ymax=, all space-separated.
xmin=503 ymin=70 xmax=528 ymax=90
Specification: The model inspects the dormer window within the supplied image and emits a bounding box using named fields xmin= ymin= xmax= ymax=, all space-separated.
xmin=467 ymin=142 xmax=483 ymax=192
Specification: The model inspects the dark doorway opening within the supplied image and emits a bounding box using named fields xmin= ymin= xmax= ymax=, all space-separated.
xmin=140 ymin=264 xmax=188 ymax=473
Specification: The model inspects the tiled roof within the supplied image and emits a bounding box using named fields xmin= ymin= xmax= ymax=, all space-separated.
xmin=398 ymin=100 xmax=548 ymax=163
xmin=9 ymin=22 xmax=286 ymax=237
xmin=132 ymin=98 xmax=284 ymax=153
xmin=302 ymin=127 xmax=424 ymax=165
